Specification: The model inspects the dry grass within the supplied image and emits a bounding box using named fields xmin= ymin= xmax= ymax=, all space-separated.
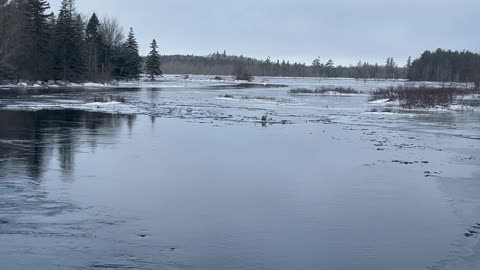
xmin=219 ymin=94 xmax=288 ymax=102
xmin=289 ymin=86 xmax=359 ymax=95
xmin=240 ymin=95 xmax=276 ymax=101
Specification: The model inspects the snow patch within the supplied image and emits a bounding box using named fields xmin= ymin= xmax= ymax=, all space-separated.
xmin=85 ymin=101 xmax=123 ymax=106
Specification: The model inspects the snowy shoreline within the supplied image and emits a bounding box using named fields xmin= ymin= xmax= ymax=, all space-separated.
xmin=0 ymin=74 xmax=475 ymax=90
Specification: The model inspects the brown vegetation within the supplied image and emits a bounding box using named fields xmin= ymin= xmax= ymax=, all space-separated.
xmin=369 ymin=86 xmax=480 ymax=108
xmin=289 ymin=86 xmax=359 ymax=95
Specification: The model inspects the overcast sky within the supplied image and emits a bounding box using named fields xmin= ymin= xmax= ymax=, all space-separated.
xmin=49 ymin=0 xmax=479 ymax=66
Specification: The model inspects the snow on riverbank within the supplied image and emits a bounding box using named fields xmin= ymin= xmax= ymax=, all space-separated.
xmin=1 ymin=75 xmax=475 ymax=91
xmin=3 ymin=100 xmax=143 ymax=114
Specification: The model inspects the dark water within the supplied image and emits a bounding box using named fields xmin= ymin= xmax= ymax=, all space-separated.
xmin=0 ymin=107 xmax=478 ymax=270
xmin=0 ymin=81 xmax=480 ymax=269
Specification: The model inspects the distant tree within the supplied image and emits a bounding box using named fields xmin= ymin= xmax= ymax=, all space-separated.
xmin=281 ymin=60 xmax=288 ymax=76
xmin=232 ymin=62 xmax=253 ymax=81
xmin=145 ymin=39 xmax=162 ymax=81
xmin=405 ymin=56 xmax=412 ymax=79
xmin=385 ymin=57 xmax=397 ymax=79
xmin=312 ymin=57 xmax=322 ymax=77
xmin=265 ymin=57 xmax=272 ymax=65
xmin=262 ymin=56 xmax=272 ymax=76
xmin=324 ymin=59 xmax=334 ymax=77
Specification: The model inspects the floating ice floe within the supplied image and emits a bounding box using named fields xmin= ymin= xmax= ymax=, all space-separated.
xmin=369 ymin=99 xmax=391 ymax=104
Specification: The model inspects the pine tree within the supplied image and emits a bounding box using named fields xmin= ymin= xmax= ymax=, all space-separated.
xmin=54 ymin=0 xmax=86 ymax=82
xmin=146 ymin=39 xmax=162 ymax=81
xmin=324 ymin=59 xmax=334 ymax=77
xmin=312 ymin=57 xmax=323 ymax=77
xmin=122 ymin=27 xmax=141 ymax=80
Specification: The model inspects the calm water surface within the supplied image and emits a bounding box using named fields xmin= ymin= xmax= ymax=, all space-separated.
xmin=0 ymin=82 xmax=479 ymax=269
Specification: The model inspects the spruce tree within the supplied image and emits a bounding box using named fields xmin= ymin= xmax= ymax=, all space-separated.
xmin=16 ymin=0 xmax=52 ymax=81
xmin=122 ymin=27 xmax=141 ymax=80
xmin=0 ymin=1 xmax=20 ymax=80
xmin=146 ymin=39 xmax=162 ymax=81
xmin=85 ymin=13 xmax=102 ymax=80
xmin=54 ymin=0 xmax=86 ymax=82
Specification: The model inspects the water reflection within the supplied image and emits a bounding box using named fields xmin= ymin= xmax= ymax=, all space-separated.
xmin=0 ymin=110 xmax=136 ymax=181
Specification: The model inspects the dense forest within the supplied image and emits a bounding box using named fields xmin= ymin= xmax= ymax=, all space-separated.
xmin=407 ymin=49 xmax=480 ymax=86
xmin=161 ymin=53 xmax=407 ymax=80
xmin=1 ymin=0 xmax=480 ymax=86
xmin=0 ymin=0 xmax=151 ymax=82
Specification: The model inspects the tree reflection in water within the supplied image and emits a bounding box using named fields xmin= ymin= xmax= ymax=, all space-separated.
xmin=0 ymin=110 xmax=136 ymax=181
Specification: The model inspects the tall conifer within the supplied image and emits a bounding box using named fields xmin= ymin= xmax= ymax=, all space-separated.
xmin=146 ymin=39 xmax=162 ymax=81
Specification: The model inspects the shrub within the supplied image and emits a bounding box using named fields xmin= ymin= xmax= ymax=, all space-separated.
xmin=370 ymin=86 xmax=456 ymax=108
xmin=232 ymin=63 xmax=254 ymax=82
xmin=458 ymin=98 xmax=480 ymax=107
xmin=91 ymin=95 xmax=127 ymax=103
xmin=235 ymin=73 xmax=254 ymax=82
xmin=367 ymin=87 xmax=398 ymax=101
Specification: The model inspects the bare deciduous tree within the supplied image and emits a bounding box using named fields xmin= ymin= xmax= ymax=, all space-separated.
xmin=98 ymin=16 xmax=124 ymax=80
xmin=99 ymin=16 xmax=124 ymax=48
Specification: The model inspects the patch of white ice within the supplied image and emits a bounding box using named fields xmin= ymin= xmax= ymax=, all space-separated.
xmin=369 ymin=99 xmax=391 ymax=104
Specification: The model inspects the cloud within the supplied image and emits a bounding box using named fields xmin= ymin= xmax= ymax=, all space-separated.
xmin=50 ymin=0 xmax=480 ymax=65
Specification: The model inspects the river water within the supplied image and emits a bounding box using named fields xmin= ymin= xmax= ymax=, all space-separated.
xmin=0 ymin=77 xmax=479 ymax=270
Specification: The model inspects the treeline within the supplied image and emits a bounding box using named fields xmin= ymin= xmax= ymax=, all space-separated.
xmin=0 ymin=0 xmax=158 ymax=82
xmin=1 ymin=0 xmax=480 ymax=85
xmin=161 ymin=52 xmax=407 ymax=79
xmin=407 ymin=49 xmax=480 ymax=86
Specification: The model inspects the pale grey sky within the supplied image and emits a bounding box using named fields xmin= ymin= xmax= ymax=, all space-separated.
xmin=49 ymin=0 xmax=480 ymax=66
